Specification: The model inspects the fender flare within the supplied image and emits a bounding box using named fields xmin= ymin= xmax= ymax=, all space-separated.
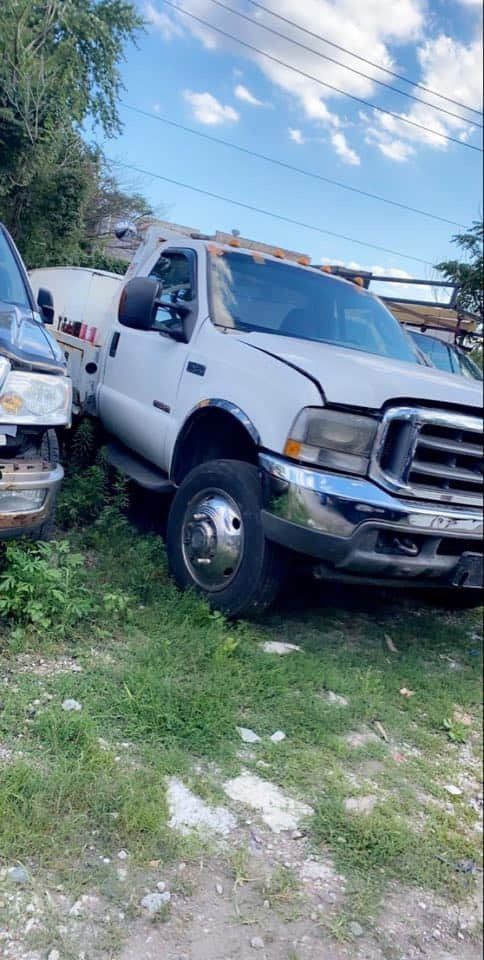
xmin=170 ymin=399 xmax=260 ymax=482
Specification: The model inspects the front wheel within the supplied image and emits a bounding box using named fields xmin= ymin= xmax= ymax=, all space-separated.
xmin=166 ymin=460 xmax=285 ymax=617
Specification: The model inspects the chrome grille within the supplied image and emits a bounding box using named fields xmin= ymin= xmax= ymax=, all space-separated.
xmin=370 ymin=407 xmax=483 ymax=507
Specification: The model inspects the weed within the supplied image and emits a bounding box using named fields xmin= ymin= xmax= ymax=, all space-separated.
xmin=0 ymin=540 xmax=94 ymax=634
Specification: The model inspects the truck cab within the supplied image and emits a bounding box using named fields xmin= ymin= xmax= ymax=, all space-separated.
xmin=0 ymin=223 xmax=71 ymax=539
xmin=30 ymin=224 xmax=483 ymax=615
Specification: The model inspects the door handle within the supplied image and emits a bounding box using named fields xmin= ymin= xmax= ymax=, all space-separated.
xmin=109 ymin=332 xmax=120 ymax=357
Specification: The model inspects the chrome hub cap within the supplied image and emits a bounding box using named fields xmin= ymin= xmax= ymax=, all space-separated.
xmin=182 ymin=489 xmax=244 ymax=591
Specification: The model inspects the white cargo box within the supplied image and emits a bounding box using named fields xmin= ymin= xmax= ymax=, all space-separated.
xmin=29 ymin=266 xmax=124 ymax=413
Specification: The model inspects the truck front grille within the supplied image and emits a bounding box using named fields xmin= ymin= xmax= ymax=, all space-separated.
xmin=370 ymin=406 xmax=483 ymax=508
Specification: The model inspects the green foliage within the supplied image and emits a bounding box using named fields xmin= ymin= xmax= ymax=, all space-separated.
xmin=57 ymin=465 xmax=108 ymax=527
xmin=436 ymin=220 xmax=484 ymax=320
xmin=0 ymin=0 xmax=148 ymax=267
xmin=0 ymin=540 xmax=93 ymax=631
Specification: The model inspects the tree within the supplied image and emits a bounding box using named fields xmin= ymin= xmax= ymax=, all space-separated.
xmin=0 ymin=0 xmax=144 ymax=266
xmin=436 ymin=220 xmax=484 ymax=320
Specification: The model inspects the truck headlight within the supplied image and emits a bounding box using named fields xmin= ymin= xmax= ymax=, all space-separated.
xmin=0 ymin=372 xmax=71 ymax=424
xmin=284 ymin=407 xmax=378 ymax=476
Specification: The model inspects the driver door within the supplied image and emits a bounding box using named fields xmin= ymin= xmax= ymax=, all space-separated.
xmin=98 ymin=248 xmax=197 ymax=471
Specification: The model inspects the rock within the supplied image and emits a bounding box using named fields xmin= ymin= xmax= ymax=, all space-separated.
xmin=166 ymin=778 xmax=237 ymax=837
xmin=156 ymin=881 xmax=166 ymax=893
xmin=7 ymin=866 xmax=29 ymax=884
xmin=62 ymin=699 xmax=82 ymax=712
xmin=140 ymin=891 xmax=171 ymax=914
xmin=432 ymin=928 xmax=441 ymax=940
xmin=69 ymin=894 xmax=101 ymax=917
xmin=236 ymin=727 xmax=261 ymax=744
xmin=346 ymin=730 xmax=378 ymax=749
xmin=344 ymin=796 xmax=377 ymax=816
xmin=300 ymin=860 xmax=336 ymax=882
xmin=323 ymin=691 xmax=349 ymax=707
xmin=349 ymin=921 xmax=364 ymax=938
xmin=215 ymin=882 xmax=223 ymax=895
xmin=261 ymin=641 xmax=302 ymax=655
xmin=117 ymin=849 xmax=128 ymax=860
xmin=47 ymin=950 xmax=60 ymax=960
xmin=270 ymin=731 xmax=286 ymax=743
xmin=224 ymin=772 xmax=313 ymax=833
xmin=444 ymin=784 xmax=462 ymax=796
xmin=250 ymin=936 xmax=265 ymax=950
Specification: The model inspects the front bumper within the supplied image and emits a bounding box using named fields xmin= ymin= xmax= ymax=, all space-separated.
xmin=0 ymin=459 xmax=63 ymax=539
xmin=260 ymin=453 xmax=483 ymax=588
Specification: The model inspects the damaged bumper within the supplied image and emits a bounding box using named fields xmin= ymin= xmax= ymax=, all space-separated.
xmin=260 ymin=453 xmax=483 ymax=589
xmin=0 ymin=458 xmax=63 ymax=539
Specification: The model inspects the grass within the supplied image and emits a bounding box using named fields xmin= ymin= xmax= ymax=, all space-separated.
xmin=0 ymin=464 xmax=482 ymax=922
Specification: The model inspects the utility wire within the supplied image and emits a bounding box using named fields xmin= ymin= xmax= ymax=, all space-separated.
xmin=162 ymin=0 xmax=483 ymax=152
xmin=123 ymin=102 xmax=467 ymax=228
xmin=243 ymin=0 xmax=483 ymax=117
xmin=113 ymin=158 xmax=435 ymax=266
xmin=206 ymin=0 xmax=481 ymax=127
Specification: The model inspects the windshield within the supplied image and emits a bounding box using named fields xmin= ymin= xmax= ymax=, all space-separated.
xmin=210 ymin=251 xmax=416 ymax=363
xmin=410 ymin=330 xmax=483 ymax=381
xmin=0 ymin=227 xmax=30 ymax=309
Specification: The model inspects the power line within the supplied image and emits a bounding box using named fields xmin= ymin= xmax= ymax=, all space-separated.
xmin=162 ymin=0 xmax=483 ymax=152
xmin=206 ymin=0 xmax=481 ymax=128
xmin=122 ymin=102 xmax=467 ymax=228
xmin=113 ymin=158 xmax=435 ymax=266
xmin=243 ymin=0 xmax=483 ymax=118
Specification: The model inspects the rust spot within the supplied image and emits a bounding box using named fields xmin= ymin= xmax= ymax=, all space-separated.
xmin=0 ymin=504 xmax=49 ymax=530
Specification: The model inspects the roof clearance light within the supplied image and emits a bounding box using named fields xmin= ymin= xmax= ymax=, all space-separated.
xmin=228 ymin=236 xmax=241 ymax=247
xmin=353 ymin=276 xmax=364 ymax=287
xmin=273 ymin=249 xmax=285 ymax=259
xmin=321 ymin=265 xmax=332 ymax=273
xmin=297 ymin=256 xmax=311 ymax=266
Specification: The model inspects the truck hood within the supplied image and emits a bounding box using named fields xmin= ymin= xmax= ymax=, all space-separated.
xmin=240 ymin=333 xmax=483 ymax=412
xmin=0 ymin=302 xmax=66 ymax=374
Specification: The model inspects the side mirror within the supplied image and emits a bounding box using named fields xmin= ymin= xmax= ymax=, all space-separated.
xmin=118 ymin=276 xmax=190 ymax=342
xmin=118 ymin=276 xmax=160 ymax=330
xmin=37 ymin=287 xmax=54 ymax=324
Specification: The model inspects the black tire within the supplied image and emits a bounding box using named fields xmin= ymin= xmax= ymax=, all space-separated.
xmin=166 ymin=460 xmax=286 ymax=618
xmin=35 ymin=429 xmax=60 ymax=540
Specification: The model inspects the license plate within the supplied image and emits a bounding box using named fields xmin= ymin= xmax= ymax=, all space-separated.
xmin=452 ymin=553 xmax=483 ymax=589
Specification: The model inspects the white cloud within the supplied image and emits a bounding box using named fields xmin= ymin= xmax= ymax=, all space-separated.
xmin=153 ymin=102 xmax=161 ymax=113
xmin=377 ymin=139 xmax=415 ymax=162
xmin=149 ymin=1 xmax=482 ymax=159
xmin=330 ymin=131 xmax=360 ymax=165
xmin=150 ymin=0 xmax=424 ymax=136
xmin=457 ymin=0 xmax=482 ymax=6
xmin=289 ymin=127 xmax=305 ymax=144
xmin=184 ymin=91 xmax=239 ymax=125
xmin=371 ymin=34 xmax=483 ymax=155
xmin=234 ymin=83 xmax=264 ymax=106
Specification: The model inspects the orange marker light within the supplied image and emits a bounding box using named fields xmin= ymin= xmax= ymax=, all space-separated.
xmin=321 ymin=265 xmax=332 ymax=273
xmin=207 ymin=244 xmax=224 ymax=256
xmin=284 ymin=439 xmax=302 ymax=459
xmin=228 ymin=236 xmax=241 ymax=247
xmin=297 ymin=256 xmax=311 ymax=266
xmin=353 ymin=276 xmax=364 ymax=287
xmin=273 ymin=248 xmax=285 ymax=259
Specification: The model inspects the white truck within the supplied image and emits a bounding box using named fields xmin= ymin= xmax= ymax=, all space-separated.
xmin=0 ymin=223 xmax=71 ymax=540
xmin=30 ymin=225 xmax=483 ymax=616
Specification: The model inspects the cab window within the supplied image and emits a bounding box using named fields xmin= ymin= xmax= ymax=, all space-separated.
xmin=149 ymin=249 xmax=195 ymax=332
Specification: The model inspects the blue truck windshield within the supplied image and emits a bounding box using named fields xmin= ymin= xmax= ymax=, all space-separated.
xmin=210 ymin=251 xmax=417 ymax=364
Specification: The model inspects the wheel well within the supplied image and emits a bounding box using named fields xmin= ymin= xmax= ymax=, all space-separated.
xmin=171 ymin=408 xmax=258 ymax=485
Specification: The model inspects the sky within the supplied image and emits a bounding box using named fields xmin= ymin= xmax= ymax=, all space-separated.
xmin=100 ymin=0 xmax=483 ymax=294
